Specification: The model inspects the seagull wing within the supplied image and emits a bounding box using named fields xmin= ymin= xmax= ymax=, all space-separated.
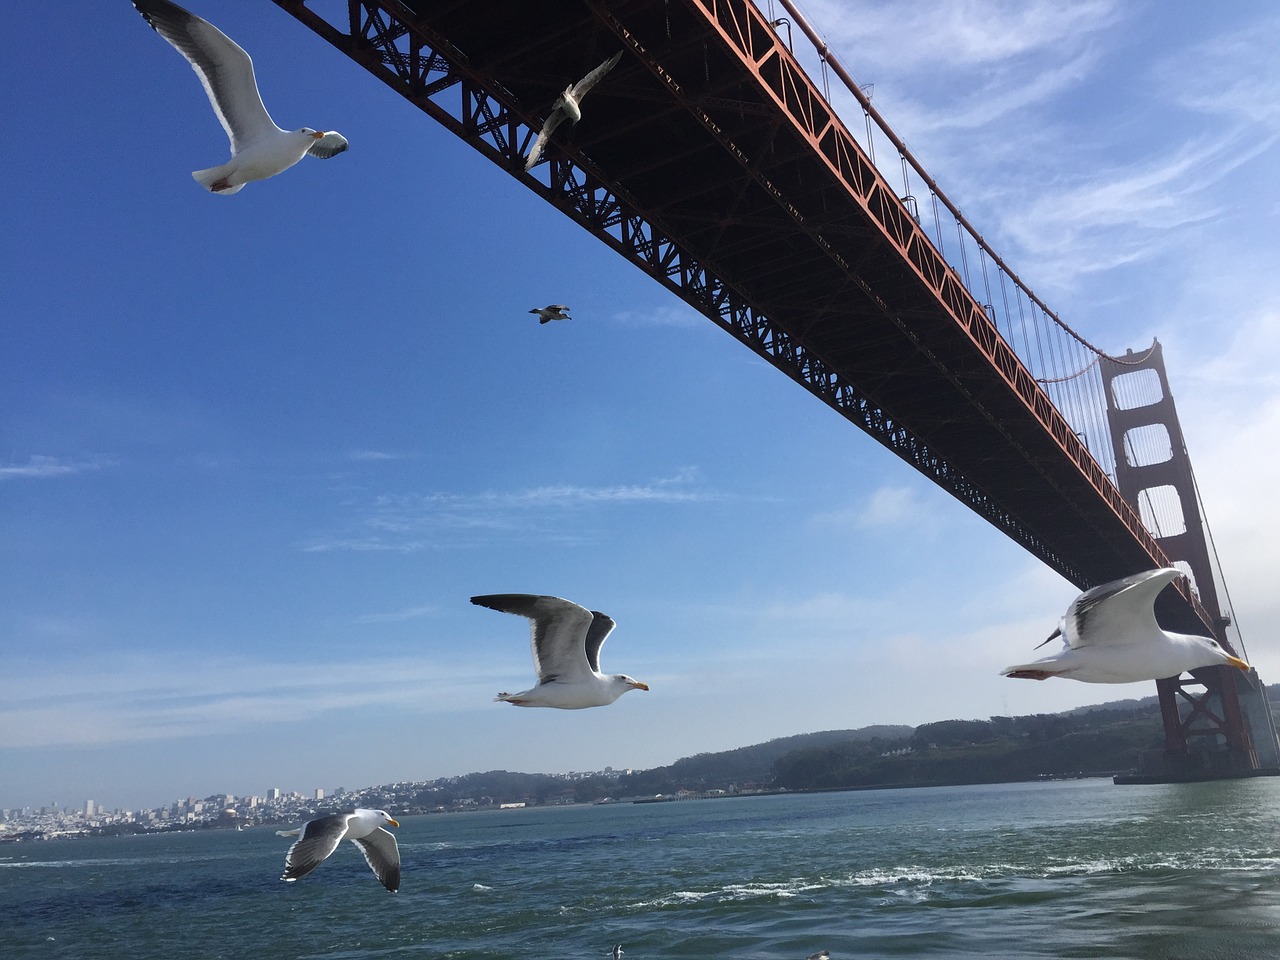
xmin=352 ymin=827 xmax=401 ymax=893
xmin=583 ymin=611 xmax=616 ymax=673
xmin=472 ymin=594 xmax=596 ymax=682
xmin=570 ymin=50 xmax=623 ymax=99
xmin=133 ymin=0 xmax=279 ymax=153
xmin=281 ymin=812 xmax=350 ymax=881
xmin=525 ymin=108 xmax=567 ymax=170
xmin=1062 ymin=567 xmax=1181 ymax=650
xmin=307 ymin=132 xmax=350 ymax=159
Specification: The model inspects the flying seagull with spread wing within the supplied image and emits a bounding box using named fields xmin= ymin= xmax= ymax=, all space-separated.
xmin=525 ymin=51 xmax=623 ymax=171
xmin=471 ymin=594 xmax=649 ymax=708
xmin=277 ymin=808 xmax=400 ymax=892
xmin=132 ymin=0 xmax=348 ymax=193
xmin=1002 ymin=567 xmax=1250 ymax=683
xmin=529 ymin=304 xmax=572 ymax=323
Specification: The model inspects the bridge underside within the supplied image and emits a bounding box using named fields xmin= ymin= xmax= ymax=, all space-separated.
xmin=272 ymin=0 xmax=1213 ymax=636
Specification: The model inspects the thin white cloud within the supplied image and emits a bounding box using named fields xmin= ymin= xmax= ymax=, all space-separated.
xmin=610 ymin=303 xmax=704 ymax=328
xmin=1161 ymin=18 xmax=1280 ymax=129
xmin=347 ymin=450 xmax=404 ymax=462
xmin=857 ymin=486 xmax=933 ymax=529
xmin=0 ymin=654 xmax=510 ymax=749
xmin=0 ymin=455 xmax=112 ymax=480
xmin=814 ymin=0 xmax=1124 ymax=71
xmin=807 ymin=485 xmax=940 ymax=533
xmin=1002 ymin=130 xmax=1277 ymax=282
xmin=303 ymin=469 xmax=721 ymax=553
xmin=350 ymin=604 xmax=438 ymax=625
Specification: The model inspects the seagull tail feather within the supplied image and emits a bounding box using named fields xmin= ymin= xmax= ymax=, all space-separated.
xmin=1000 ymin=663 xmax=1061 ymax=681
xmin=192 ymin=163 xmax=245 ymax=195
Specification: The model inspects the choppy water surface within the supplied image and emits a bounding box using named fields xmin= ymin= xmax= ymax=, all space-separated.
xmin=5 ymin=778 xmax=1280 ymax=959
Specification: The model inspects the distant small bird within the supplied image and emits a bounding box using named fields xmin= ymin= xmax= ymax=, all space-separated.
xmin=471 ymin=594 xmax=650 ymax=708
xmin=806 ymin=952 xmax=830 ymax=960
xmin=132 ymin=0 xmax=348 ymax=193
xmin=525 ymin=51 xmax=624 ymax=171
xmin=612 ymin=947 xmax=624 ymax=960
xmin=277 ymin=808 xmax=400 ymax=892
xmin=530 ymin=304 xmax=572 ymax=323
xmin=1002 ymin=567 xmax=1251 ymax=683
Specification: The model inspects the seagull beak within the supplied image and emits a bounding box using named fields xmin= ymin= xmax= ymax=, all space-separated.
xmin=1226 ymin=655 xmax=1251 ymax=672
xmin=386 ymin=817 xmax=400 ymax=827
xmin=631 ymin=681 xmax=650 ymax=691
xmin=311 ymin=130 xmax=325 ymax=139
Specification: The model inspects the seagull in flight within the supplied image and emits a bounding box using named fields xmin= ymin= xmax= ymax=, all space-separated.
xmin=611 ymin=947 xmax=624 ymax=960
xmin=530 ymin=304 xmax=572 ymax=323
xmin=471 ymin=594 xmax=650 ymax=708
xmin=277 ymin=808 xmax=400 ymax=892
xmin=132 ymin=0 xmax=349 ymax=193
xmin=525 ymin=51 xmax=624 ymax=171
xmin=1002 ymin=567 xmax=1250 ymax=683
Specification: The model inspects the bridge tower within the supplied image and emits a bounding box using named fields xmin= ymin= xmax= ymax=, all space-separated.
xmin=1101 ymin=342 xmax=1279 ymax=781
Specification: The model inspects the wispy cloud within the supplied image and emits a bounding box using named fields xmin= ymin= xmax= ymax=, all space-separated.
xmin=808 ymin=485 xmax=940 ymax=533
xmin=1162 ymin=17 xmax=1280 ymax=128
xmin=347 ymin=450 xmax=405 ymax=462
xmin=0 ymin=455 xmax=113 ymax=480
xmin=610 ymin=304 xmax=705 ymax=328
xmin=302 ymin=469 xmax=722 ymax=553
xmin=350 ymin=605 xmax=438 ymax=625
xmin=798 ymin=0 xmax=1280 ymax=300
xmin=0 ymin=654 xmax=507 ymax=749
xmin=811 ymin=0 xmax=1124 ymax=72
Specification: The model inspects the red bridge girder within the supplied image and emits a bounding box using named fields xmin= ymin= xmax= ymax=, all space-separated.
xmin=269 ymin=0 xmax=1215 ymax=636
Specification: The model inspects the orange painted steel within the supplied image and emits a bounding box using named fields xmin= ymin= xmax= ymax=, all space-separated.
xmin=268 ymin=0 xmax=1214 ymax=636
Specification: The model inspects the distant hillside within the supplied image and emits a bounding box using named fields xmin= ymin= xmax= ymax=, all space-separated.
xmin=616 ymin=725 xmax=912 ymax=796
xmin=361 ymin=687 xmax=1280 ymax=811
xmin=772 ymin=706 xmax=1165 ymax=790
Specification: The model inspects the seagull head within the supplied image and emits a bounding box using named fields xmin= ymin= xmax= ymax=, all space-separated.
xmin=1185 ymin=634 xmax=1250 ymax=673
xmin=356 ymin=808 xmax=400 ymax=828
xmin=617 ymin=675 xmax=649 ymax=693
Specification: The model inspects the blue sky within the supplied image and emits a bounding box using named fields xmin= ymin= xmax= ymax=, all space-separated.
xmin=3 ymin=1 xmax=1279 ymax=812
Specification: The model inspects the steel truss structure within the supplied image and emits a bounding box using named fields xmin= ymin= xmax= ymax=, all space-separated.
xmin=270 ymin=0 xmax=1215 ymax=636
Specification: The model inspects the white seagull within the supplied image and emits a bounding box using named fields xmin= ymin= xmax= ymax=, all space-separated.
xmin=471 ymin=594 xmax=650 ymax=708
xmin=529 ymin=304 xmax=572 ymax=323
xmin=132 ymin=0 xmax=349 ymax=194
xmin=525 ymin=51 xmax=624 ymax=171
xmin=1002 ymin=567 xmax=1250 ymax=683
xmin=277 ymin=808 xmax=400 ymax=892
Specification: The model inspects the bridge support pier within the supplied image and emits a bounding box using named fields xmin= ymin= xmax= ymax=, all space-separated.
xmin=1102 ymin=342 xmax=1280 ymax=783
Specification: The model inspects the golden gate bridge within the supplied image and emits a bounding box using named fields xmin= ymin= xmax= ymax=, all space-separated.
xmin=268 ymin=0 xmax=1278 ymax=782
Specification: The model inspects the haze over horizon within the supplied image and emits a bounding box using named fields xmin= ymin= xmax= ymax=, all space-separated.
xmin=4 ymin=1 xmax=1280 ymax=814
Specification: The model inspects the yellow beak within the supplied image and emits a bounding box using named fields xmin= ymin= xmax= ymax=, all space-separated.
xmin=631 ymin=681 xmax=650 ymax=691
xmin=1226 ymin=656 xmax=1251 ymax=672
xmin=386 ymin=817 xmax=400 ymax=827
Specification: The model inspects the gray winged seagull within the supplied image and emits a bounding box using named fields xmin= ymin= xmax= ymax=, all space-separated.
xmin=471 ymin=594 xmax=649 ymax=708
xmin=132 ymin=0 xmax=349 ymax=194
xmin=529 ymin=304 xmax=572 ymax=323
xmin=1002 ymin=567 xmax=1250 ymax=683
xmin=277 ymin=808 xmax=400 ymax=892
xmin=524 ymin=51 xmax=624 ymax=171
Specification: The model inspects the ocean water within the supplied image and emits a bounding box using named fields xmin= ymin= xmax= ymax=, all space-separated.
xmin=5 ymin=778 xmax=1280 ymax=959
